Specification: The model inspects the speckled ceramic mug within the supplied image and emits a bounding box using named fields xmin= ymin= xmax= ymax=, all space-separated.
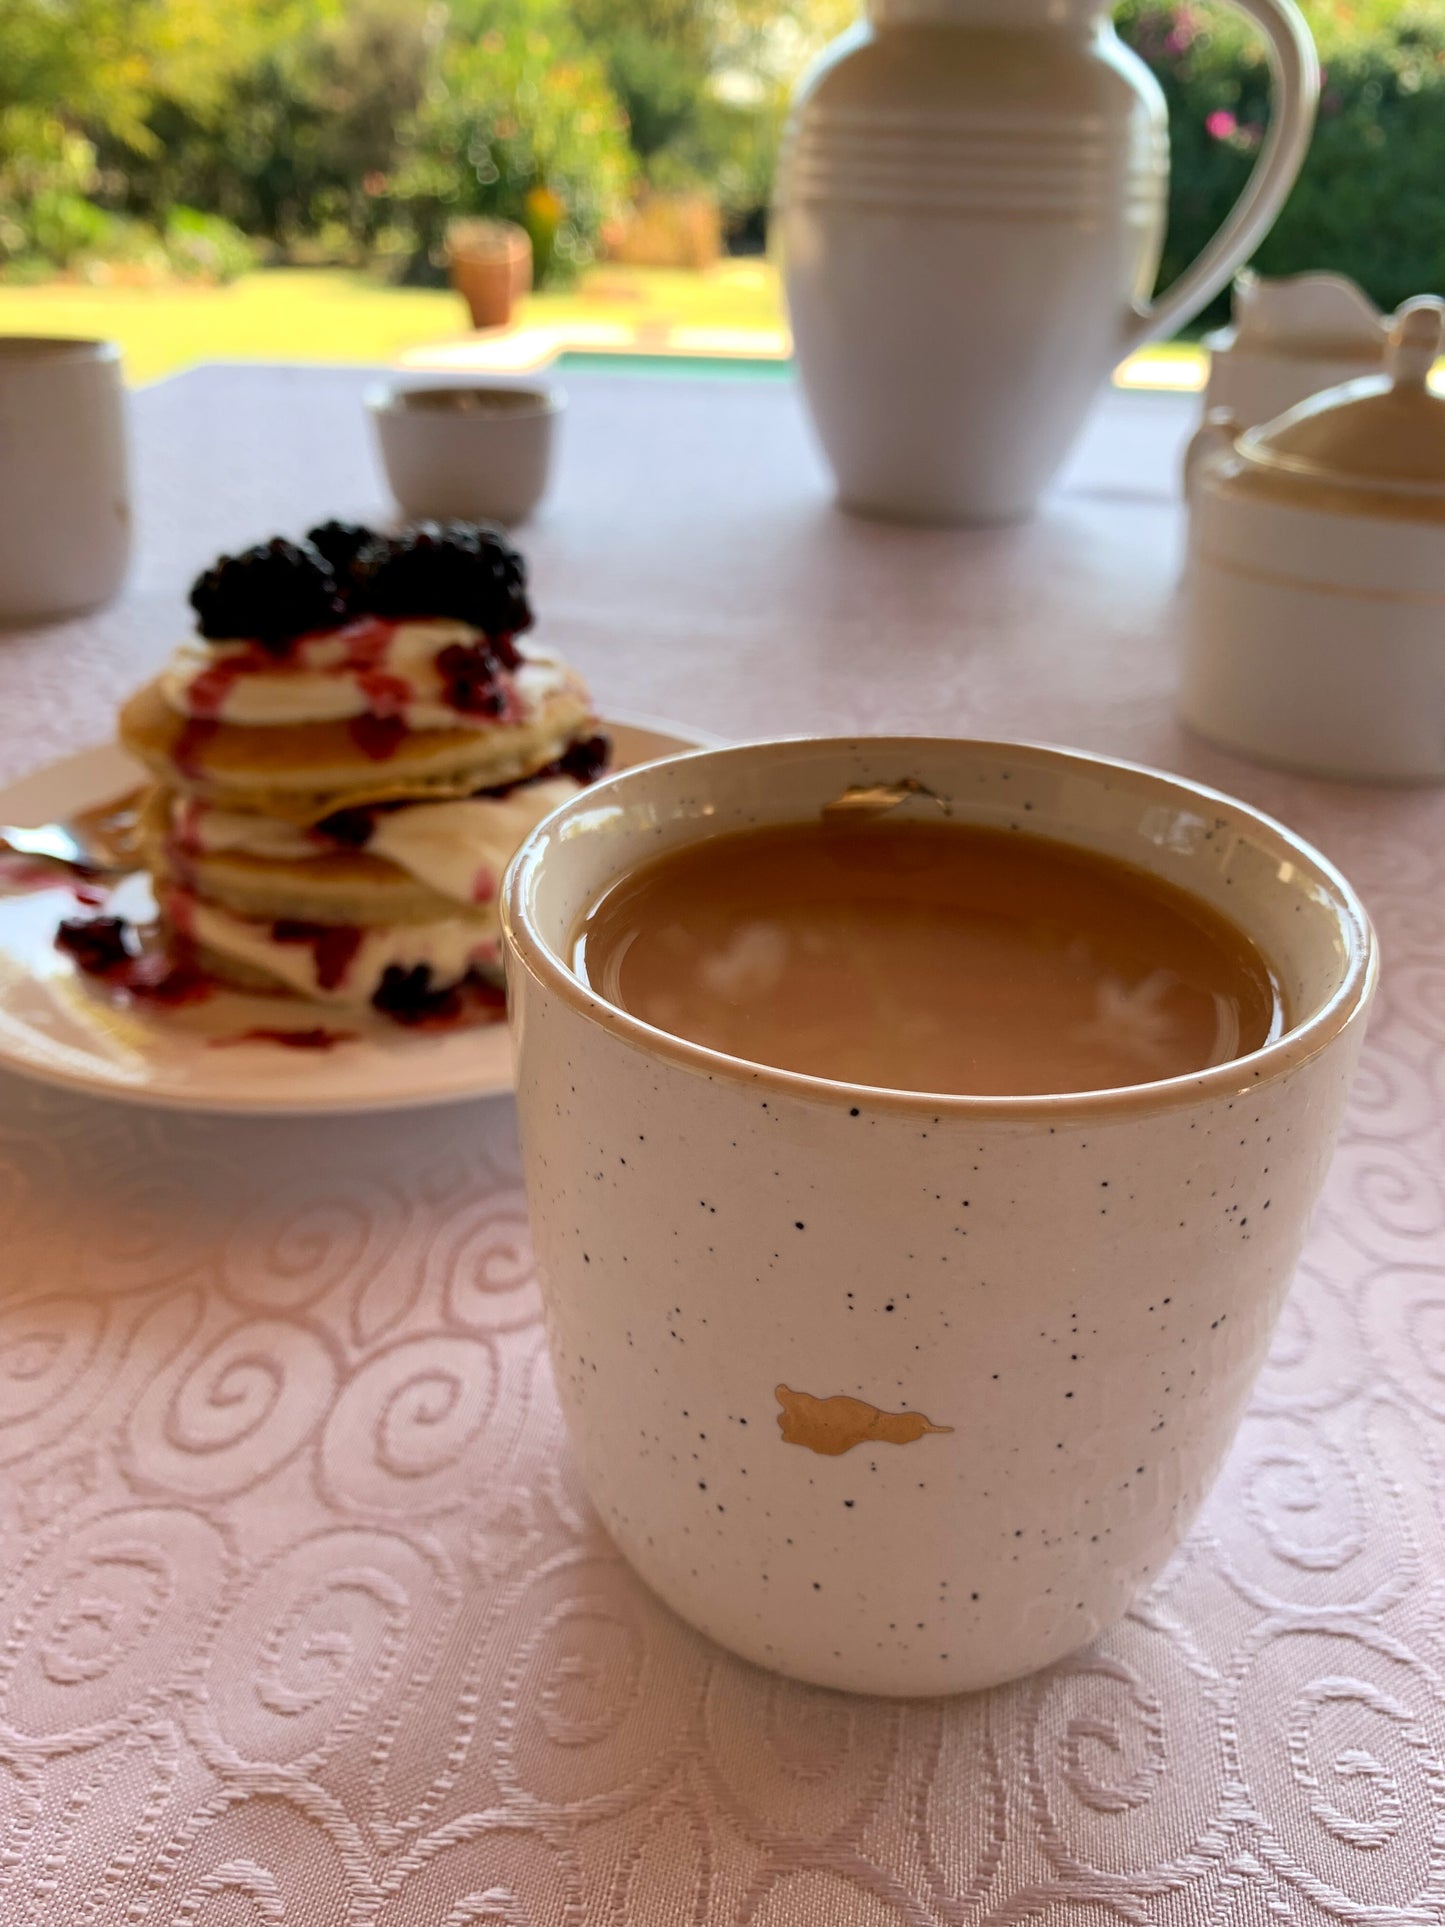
xmin=502 ymin=739 xmax=1376 ymax=1696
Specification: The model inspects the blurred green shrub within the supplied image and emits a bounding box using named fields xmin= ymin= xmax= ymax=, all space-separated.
xmin=5 ymin=0 xmax=1439 ymax=308
xmin=571 ymin=0 xmax=837 ymax=247
xmin=1117 ymin=0 xmax=1445 ymax=323
xmin=0 ymin=106 xmax=251 ymax=281
xmin=163 ymin=206 xmax=257 ymax=281
xmin=385 ymin=6 xmax=635 ymax=286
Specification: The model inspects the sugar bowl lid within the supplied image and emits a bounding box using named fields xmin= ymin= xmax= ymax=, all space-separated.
xmin=1234 ymin=295 xmax=1445 ymax=504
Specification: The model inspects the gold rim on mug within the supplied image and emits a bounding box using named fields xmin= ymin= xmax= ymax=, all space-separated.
xmin=364 ymin=380 xmax=564 ymax=419
xmin=502 ymin=736 xmax=1378 ymax=1121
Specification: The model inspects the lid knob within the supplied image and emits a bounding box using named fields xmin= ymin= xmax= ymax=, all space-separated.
xmin=1388 ymin=296 xmax=1445 ymax=389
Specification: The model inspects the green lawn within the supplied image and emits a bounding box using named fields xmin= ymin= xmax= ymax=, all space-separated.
xmin=0 ymin=261 xmax=1205 ymax=387
xmin=0 ymin=262 xmax=788 ymax=384
xmin=0 ymin=269 xmax=466 ymax=383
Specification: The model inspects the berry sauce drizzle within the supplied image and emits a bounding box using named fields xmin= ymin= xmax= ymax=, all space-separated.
xmin=179 ymin=616 xmax=537 ymax=766
xmin=347 ymin=713 xmax=410 ymax=761
xmin=355 ymin=670 xmax=413 ymax=718
xmin=186 ymin=619 xmax=400 ymax=704
xmin=185 ymin=650 xmax=267 ymax=717
xmin=270 ymin=919 xmax=364 ymax=992
xmin=55 ymin=916 xmax=214 ymax=1006
xmin=54 ymin=913 xmax=504 ymax=1032
xmin=173 ymin=719 xmax=221 ymax=779
xmin=211 ymin=1027 xmax=356 ymax=1051
xmin=337 ymin=618 xmax=399 ymax=670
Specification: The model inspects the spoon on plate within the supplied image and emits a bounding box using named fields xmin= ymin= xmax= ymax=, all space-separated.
xmin=0 ymin=785 xmax=145 ymax=880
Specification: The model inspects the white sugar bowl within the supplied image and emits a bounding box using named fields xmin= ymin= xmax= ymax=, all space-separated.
xmin=1181 ymin=296 xmax=1445 ymax=784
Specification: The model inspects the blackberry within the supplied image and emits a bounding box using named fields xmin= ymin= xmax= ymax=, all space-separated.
xmin=56 ymin=915 xmax=132 ymax=976
xmin=556 ymin=733 xmax=611 ymax=787
xmin=436 ymin=641 xmax=510 ymax=716
xmin=190 ymin=538 xmax=347 ymax=651
xmin=306 ymin=521 xmax=378 ymax=584
xmin=314 ymin=804 xmax=376 ymax=848
xmin=355 ymin=521 xmax=531 ymax=640
xmin=372 ymin=963 xmax=463 ymax=1025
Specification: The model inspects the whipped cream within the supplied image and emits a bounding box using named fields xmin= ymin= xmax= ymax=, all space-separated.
xmin=366 ymin=781 xmax=581 ymax=903
xmin=160 ymin=619 xmax=568 ymax=730
xmin=173 ymin=776 xmax=581 ymax=905
xmin=172 ymin=800 xmax=321 ymax=863
xmin=174 ymin=889 xmax=501 ymax=1006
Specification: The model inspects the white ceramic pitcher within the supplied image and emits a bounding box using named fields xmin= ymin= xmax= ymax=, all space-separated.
xmin=775 ymin=0 xmax=1319 ymax=525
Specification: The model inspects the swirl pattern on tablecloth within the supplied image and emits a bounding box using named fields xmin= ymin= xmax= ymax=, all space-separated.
xmin=1 ymin=370 xmax=1444 ymax=1921
xmin=190 ymin=1527 xmax=456 ymax=1777
xmin=0 ymin=1002 xmax=1440 ymax=1921
xmin=703 ymin=1661 xmax=903 ymax=1848
xmin=0 ymin=1296 xmax=106 ymax=1458
xmin=489 ymin=1552 xmax=709 ymax=1820
xmin=1228 ymin=1623 xmax=1445 ymax=1920
xmin=220 ymin=1174 xmax=411 ymax=1325
xmin=121 ymin=1315 xmax=339 ymax=1499
xmin=318 ymin=1333 xmax=500 ymax=1518
xmin=1016 ymin=1621 xmax=1230 ymax=1893
xmin=0 ymin=1507 xmax=232 ymax=1747
xmin=429 ymin=1192 xmax=542 ymax=1336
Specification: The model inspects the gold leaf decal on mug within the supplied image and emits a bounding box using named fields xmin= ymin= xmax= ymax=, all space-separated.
xmin=820 ymin=777 xmax=947 ymax=820
xmin=775 ymin=1384 xmax=954 ymax=1457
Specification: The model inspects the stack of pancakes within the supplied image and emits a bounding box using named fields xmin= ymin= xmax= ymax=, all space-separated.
xmin=118 ymin=520 xmax=605 ymax=1016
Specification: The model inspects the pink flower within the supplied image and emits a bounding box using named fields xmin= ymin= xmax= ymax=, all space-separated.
xmin=1165 ymin=6 xmax=1200 ymax=54
xmin=1206 ymin=109 xmax=1238 ymax=141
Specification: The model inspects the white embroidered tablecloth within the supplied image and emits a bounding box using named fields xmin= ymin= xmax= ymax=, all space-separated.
xmin=0 ymin=365 xmax=1441 ymax=1926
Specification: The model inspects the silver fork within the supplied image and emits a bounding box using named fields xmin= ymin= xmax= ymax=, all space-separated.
xmin=0 ymin=786 xmax=146 ymax=878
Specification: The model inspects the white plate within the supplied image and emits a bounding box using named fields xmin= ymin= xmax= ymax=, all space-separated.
xmin=0 ymin=715 xmax=716 ymax=1113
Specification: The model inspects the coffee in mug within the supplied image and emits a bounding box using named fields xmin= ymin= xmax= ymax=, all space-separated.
xmin=573 ymin=818 xmax=1283 ymax=1096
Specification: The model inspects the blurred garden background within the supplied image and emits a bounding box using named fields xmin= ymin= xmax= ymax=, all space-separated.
xmin=0 ymin=0 xmax=1441 ymax=382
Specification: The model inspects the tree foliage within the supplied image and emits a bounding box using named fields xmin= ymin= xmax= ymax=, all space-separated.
xmin=2 ymin=0 xmax=1439 ymax=306
xmin=1118 ymin=0 xmax=1445 ymax=319
xmin=388 ymin=1 xmax=635 ymax=281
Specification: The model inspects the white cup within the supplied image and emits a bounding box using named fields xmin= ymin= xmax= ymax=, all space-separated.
xmin=503 ymin=738 xmax=1376 ymax=1696
xmin=0 ymin=337 xmax=131 ymax=625
xmin=367 ymin=381 xmax=562 ymax=526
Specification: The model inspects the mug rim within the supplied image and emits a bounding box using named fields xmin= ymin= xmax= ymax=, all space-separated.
xmin=364 ymin=379 xmax=564 ymax=419
xmin=502 ymin=735 xmax=1378 ymax=1120
xmin=0 ymin=336 xmax=120 ymax=364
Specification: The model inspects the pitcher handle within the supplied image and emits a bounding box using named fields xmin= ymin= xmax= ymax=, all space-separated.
xmin=1119 ymin=0 xmax=1318 ymax=359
